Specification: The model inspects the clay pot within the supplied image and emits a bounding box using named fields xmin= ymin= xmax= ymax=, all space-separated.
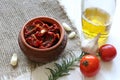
xmin=18 ymin=16 xmax=67 ymax=63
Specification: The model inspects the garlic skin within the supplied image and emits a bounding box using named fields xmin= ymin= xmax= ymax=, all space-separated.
xmin=81 ymin=34 xmax=100 ymax=54
xmin=10 ymin=53 xmax=18 ymax=66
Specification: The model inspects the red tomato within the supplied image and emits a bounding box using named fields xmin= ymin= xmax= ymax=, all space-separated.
xmin=99 ymin=44 xmax=117 ymax=62
xmin=80 ymin=55 xmax=100 ymax=77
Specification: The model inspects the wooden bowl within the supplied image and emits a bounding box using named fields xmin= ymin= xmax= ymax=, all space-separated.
xmin=18 ymin=16 xmax=67 ymax=63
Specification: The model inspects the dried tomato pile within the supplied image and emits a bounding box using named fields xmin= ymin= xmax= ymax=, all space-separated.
xmin=24 ymin=20 xmax=60 ymax=49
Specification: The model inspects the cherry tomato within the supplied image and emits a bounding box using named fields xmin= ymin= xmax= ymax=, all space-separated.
xmin=99 ymin=44 xmax=117 ymax=62
xmin=80 ymin=55 xmax=100 ymax=77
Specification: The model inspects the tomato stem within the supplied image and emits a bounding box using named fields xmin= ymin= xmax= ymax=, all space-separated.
xmin=82 ymin=60 xmax=88 ymax=67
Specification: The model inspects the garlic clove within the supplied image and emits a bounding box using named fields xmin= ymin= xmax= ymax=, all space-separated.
xmin=68 ymin=32 xmax=76 ymax=39
xmin=62 ymin=22 xmax=72 ymax=31
xmin=10 ymin=53 xmax=18 ymax=66
xmin=41 ymin=29 xmax=46 ymax=34
xmin=81 ymin=34 xmax=100 ymax=54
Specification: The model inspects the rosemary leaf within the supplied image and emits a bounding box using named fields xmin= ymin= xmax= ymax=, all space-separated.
xmin=54 ymin=63 xmax=62 ymax=70
xmin=47 ymin=68 xmax=56 ymax=76
xmin=60 ymin=73 xmax=70 ymax=77
xmin=47 ymin=51 xmax=85 ymax=80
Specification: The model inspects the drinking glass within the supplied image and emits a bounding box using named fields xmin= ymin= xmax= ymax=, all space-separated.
xmin=81 ymin=0 xmax=116 ymax=45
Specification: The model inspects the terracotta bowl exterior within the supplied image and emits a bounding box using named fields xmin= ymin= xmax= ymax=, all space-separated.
xmin=18 ymin=16 xmax=67 ymax=63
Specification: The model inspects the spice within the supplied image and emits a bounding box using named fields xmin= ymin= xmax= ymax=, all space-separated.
xmin=81 ymin=34 xmax=100 ymax=54
xmin=47 ymin=52 xmax=84 ymax=80
xmin=62 ymin=22 xmax=72 ymax=31
xmin=10 ymin=53 xmax=18 ymax=66
xmin=68 ymin=32 xmax=76 ymax=39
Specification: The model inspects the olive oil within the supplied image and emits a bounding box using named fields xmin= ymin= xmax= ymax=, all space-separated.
xmin=82 ymin=7 xmax=111 ymax=45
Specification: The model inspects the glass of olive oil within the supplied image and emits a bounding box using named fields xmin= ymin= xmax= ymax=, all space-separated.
xmin=81 ymin=0 xmax=116 ymax=45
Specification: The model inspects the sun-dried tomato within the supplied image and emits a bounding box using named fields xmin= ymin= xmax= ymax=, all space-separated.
xmin=24 ymin=19 xmax=60 ymax=49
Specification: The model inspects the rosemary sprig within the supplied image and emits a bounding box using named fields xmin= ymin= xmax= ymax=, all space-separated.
xmin=47 ymin=52 xmax=85 ymax=80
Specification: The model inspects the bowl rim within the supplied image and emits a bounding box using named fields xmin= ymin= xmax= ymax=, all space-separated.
xmin=20 ymin=16 xmax=65 ymax=51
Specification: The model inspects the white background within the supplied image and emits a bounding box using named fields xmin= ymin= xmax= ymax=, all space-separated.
xmin=59 ymin=0 xmax=120 ymax=80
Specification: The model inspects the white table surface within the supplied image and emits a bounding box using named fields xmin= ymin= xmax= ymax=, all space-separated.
xmin=59 ymin=0 xmax=120 ymax=80
xmin=15 ymin=0 xmax=120 ymax=80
